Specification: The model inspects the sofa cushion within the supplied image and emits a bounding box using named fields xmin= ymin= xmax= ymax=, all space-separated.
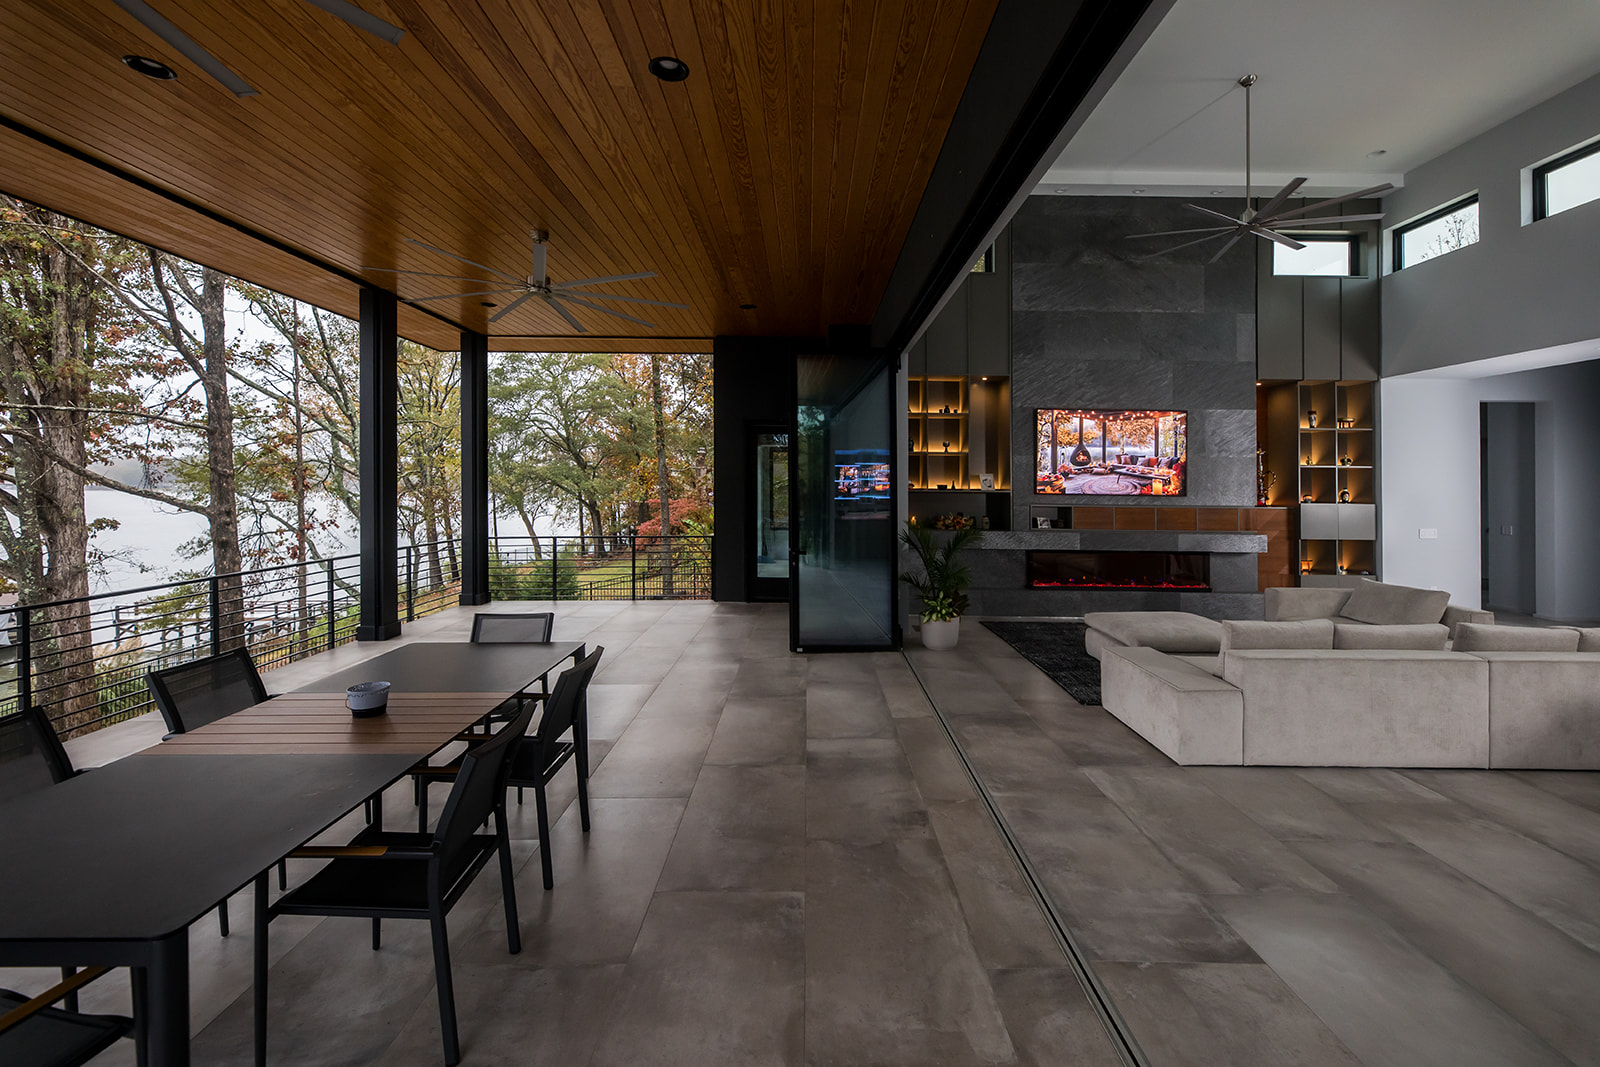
xmin=1263 ymin=587 xmax=1353 ymax=621
xmin=1471 ymin=652 xmax=1600 ymax=768
xmin=1338 ymin=578 xmax=1451 ymax=625
xmin=1574 ymin=627 xmax=1600 ymax=652
xmin=1333 ymin=622 xmax=1449 ymax=650
xmin=1099 ymin=647 xmax=1244 ymax=765
xmin=1220 ymin=619 xmax=1334 ymax=650
xmin=1083 ymin=611 xmax=1223 ymax=655
xmin=1452 ymin=623 xmax=1580 ymax=653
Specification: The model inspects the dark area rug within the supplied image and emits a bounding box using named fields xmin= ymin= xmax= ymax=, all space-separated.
xmin=981 ymin=620 xmax=1102 ymax=706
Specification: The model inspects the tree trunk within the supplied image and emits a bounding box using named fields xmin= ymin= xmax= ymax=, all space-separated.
xmin=196 ymin=267 xmax=245 ymax=650
xmin=650 ymin=353 xmax=673 ymax=595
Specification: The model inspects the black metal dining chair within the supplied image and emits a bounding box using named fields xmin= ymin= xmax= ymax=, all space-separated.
xmin=0 ymin=705 xmax=100 ymax=1014
xmin=147 ymin=648 xmax=283 ymax=934
xmin=415 ymin=646 xmax=603 ymax=890
xmin=146 ymin=647 xmax=269 ymax=738
xmin=470 ymin=611 xmax=555 ymax=644
xmin=254 ymin=698 xmax=536 ymax=1067
xmin=0 ymin=966 xmax=137 ymax=1067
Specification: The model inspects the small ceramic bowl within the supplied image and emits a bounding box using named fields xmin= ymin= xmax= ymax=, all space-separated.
xmin=347 ymin=680 xmax=391 ymax=717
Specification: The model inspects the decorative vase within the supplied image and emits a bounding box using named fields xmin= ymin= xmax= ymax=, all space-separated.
xmin=1307 ymin=410 xmax=1318 ymax=428
xmin=1339 ymin=488 xmax=1351 ymax=503
xmin=920 ymin=616 xmax=960 ymax=650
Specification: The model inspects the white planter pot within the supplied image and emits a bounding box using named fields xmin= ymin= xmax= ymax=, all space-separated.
xmin=920 ymin=616 xmax=960 ymax=650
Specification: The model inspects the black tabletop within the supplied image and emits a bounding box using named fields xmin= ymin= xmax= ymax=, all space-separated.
xmin=0 ymin=752 xmax=417 ymax=943
xmin=292 ymin=641 xmax=584 ymax=696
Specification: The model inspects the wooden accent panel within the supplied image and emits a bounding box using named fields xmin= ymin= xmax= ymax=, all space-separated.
xmin=1112 ymin=508 xmax=1155 ymax=530
xmin=1071 ymin=507 xmax=1115 ymax=530
xmin=1247 ymin=507 xmax=1296 ymax=590
xmin=1154 ymin=508 xmax=1197 ymax=531
xmin=1198 ymin=508 xmax=1240 ymax=531
xmin=1 ymin=0 xmax=1001 ymax=351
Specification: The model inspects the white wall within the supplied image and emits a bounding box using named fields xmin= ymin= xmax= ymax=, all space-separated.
xmin=1381 ymin=360 xmax=1600 ymax=619
xmin=1382 ymin=72 xmax=1600 ymax=375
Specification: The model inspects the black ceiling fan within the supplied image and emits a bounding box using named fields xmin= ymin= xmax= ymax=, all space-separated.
xmin=365 ymin=230 xmax=689 ymax=333
xmin=1126 ymin=75 xmax=1394 ymax=263
xmin=112 ymin=0 xmax=404 ymax=97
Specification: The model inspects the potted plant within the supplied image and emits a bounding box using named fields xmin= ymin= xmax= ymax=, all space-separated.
xmin=900 ymin=521 xmax=979 ymax=650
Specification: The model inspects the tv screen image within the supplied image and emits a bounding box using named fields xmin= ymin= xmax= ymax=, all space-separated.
xmin=1035 ymin=409 xmax=1187 ymax=496
xmin=834 ymin=450 xmax=891 ymax=517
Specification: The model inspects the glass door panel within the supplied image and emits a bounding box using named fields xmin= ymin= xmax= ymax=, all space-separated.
xmin=750 ymin=428 xmax=790 ymax=600
xmin=791 ymin=352 xmax=897 ymax=651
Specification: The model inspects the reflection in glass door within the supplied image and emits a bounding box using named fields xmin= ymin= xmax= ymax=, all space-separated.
xmin=750 ymin=428 xmax=790 ymax=600
xmin=791 ymin=352 xmax=897 ymax=651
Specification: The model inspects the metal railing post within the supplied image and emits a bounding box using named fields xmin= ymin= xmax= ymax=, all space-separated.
xmin=550 ymin=536 xmax=559 ymax=602
xmin=326 ymin=563 xmax=337 ymax=651
xmin=405 ymin=545 xmax=416 ymax=621
xmin=17 ymin=605 xmax=31 ymax=711
xmin=631 ymin=534 xmax=637 ymax=601
xmin=208 ymin=575 xmax=222 ymax=656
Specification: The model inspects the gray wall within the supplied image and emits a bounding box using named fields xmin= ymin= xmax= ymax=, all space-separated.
xmin=1383 ymin=72 xmax=1600 ymax=375
xmin=1009 ymin=194 xmax=1258 ymax=526
xmin=1380 ymin=359 xmax=1600 ymax=620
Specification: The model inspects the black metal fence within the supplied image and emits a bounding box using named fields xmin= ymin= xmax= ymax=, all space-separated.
xmin=1 ymin=534 xmax=711 ymax=740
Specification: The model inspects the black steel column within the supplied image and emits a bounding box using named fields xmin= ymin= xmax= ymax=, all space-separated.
xmin=459 ymin=329 xmax=491 ymax=605
xmin=358 ymin=287 xmax=401 ymax=641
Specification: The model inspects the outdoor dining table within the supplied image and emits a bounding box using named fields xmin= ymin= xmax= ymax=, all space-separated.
xmin=0 ymin=639 xmax=584 ymax=1064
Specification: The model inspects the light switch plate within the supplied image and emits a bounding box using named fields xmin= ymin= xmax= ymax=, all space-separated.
xmin=1419 ymin=528 xmax=1438 ymax=539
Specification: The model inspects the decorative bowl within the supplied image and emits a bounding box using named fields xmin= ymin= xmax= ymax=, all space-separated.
xmin=347 ymin=680 xmax=391 ymax=717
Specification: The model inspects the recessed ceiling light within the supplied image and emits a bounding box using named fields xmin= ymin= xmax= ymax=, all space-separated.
xmin=1367 ymin=149 xmax=1388 ymax=158
xmin=739 ymin=303 xmax=757 ymax=310
xmin=648 ymin=56 xmax=690 ymax=82
xmin=480 ymin=301 xmax=498 ymax=308
xmin=1131 ymin=188 xmax=1146 ymax=195
xmin=1209 ymin=189 xmax=1226 ymax=196
xmin=122 ymin=54 xmax=176 ymax=81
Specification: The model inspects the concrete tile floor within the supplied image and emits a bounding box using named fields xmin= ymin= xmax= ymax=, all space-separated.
xmin=906 ymin=622 xmax=1600 ymax=1067
xmin=5 ymin=601 xmax=1117 ymax=1066
xmin=14 ymin=601 xmax=1597 ymax=1065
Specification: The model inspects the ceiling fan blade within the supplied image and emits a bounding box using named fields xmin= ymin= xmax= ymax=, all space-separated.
xmin=558 ymin=290 xmax=689 ymax=309
xmin=1133 ymin=231 xmax=1236 ymax=259
xmin=1125 ymin=225 xmax=1240 ymax=240
xmin=529 ymin=237 xmax=547 ymax=286
xmin=404 ymin=238 xmax=523 ymax=283
xmin=1182 ymin=203 xmax=1249 ymax=226
xmin=405 ymin=289 xmax=524 ymax=303
xmin=1252 ymin=177 xmax=1308 ymax=223
xmin=487 ymin=291 xmax=537 ymax=323
xmin=112 ymin=0 xmax=257 ymax=96
xmin=1254 ymin=227 xmax=1307 ymax=250
xmin=554 ymin=293 xmax=657 ymax=329
xmin=362 ymin=267 xmax=517 ymax=284
xmin=1207 ymin=232 xmax=1246 ymax=265
xmin=555 ymin=272 xmax=657 ymax=289
xmin=301 ymin=0 xmax=405 ymax=44
xmin=1271 ymin=184 xmax=1396 ymax=221
xmin=1267 ymin=213 xmax=1387 ymax=228
xmin=541 ymin=294 xmax=588 ymax=334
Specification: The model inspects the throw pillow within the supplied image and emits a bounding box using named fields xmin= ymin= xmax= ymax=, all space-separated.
xmin=1333 ymin=623 xmax=1449 ymax=650
xmin=1574 ymin=627 xmax=1600 ymax=652
xmin=1338 ymin=578 xmax=1451 ymax=626
xmin=1220 ymin=619 xmax=1334 ymax=650
xmin=1451 ymin=623 xmax=1580 ymax=653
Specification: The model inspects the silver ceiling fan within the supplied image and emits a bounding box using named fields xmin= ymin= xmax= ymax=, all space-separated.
xmin=112 ymin=0 xmax=404 ymax=97
xmin=1127 ymin=74 xmax=1394 ymax=263
xmin=366 ymin=230 xmax=689 ymax=332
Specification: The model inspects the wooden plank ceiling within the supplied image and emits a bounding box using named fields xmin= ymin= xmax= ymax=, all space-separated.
xmin=0 ymin=0 xmax=1001 ymax=352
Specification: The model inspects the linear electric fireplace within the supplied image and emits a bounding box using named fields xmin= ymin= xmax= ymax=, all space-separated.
xmin=1028 ymin=550 xmax=1210 ymax=590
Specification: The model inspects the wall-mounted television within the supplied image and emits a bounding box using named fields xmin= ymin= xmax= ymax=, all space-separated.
xmin=1035 ymin=409 xmax=1187 ymax=496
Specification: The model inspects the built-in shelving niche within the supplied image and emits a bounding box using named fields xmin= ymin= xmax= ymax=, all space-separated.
xmin=908 ymin=375 xmax=1010 ymax=529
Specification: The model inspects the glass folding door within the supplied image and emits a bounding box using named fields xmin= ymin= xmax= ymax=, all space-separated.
xmin=790 ymin=352 xmax=897 ymax=651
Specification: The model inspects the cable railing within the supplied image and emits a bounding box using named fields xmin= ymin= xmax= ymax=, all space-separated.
xmin=0 ymin=534 xmax=710 ymax=740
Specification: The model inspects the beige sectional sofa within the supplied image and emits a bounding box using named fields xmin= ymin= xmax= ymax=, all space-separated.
xmin=1098 ymin=618 xmax=1600 ymax=769
xmin=1084 ymin=579 xmax=1494 ymax=662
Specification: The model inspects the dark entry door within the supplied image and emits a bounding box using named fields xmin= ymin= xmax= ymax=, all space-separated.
xmin=748 ymin=425 xmax=790 ymax=601
xmin=790 ymin=352 xmax=898 ymax=651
